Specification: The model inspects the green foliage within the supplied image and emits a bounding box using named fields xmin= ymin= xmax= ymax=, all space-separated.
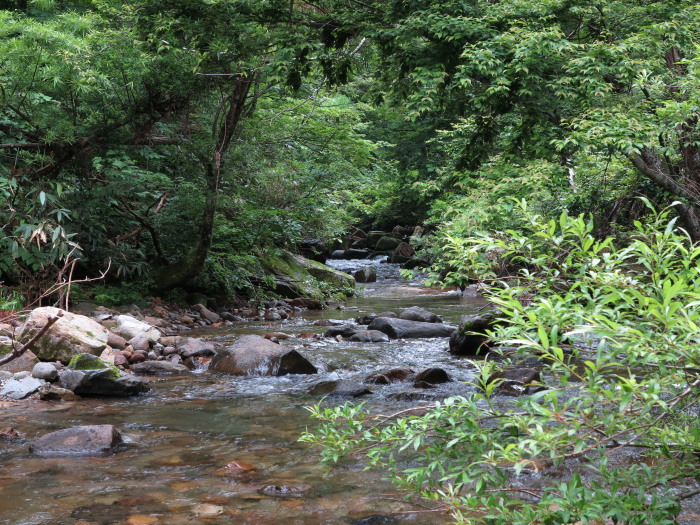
xmin=91 ymin=281 xmax=152 ymax=308
xmin=302 ymin=201 xmax=700 ymax=523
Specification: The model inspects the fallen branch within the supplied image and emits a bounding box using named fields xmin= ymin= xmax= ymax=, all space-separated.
xmin=0 ymin=310 xmax=63 ymax=366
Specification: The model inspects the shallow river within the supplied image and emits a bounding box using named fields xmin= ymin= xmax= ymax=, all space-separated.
xmin=0 ymin=260 xmax=490 ymax=525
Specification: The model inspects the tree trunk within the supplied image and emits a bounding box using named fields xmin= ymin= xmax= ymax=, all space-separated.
xmin=150 ymin=77 xmax=254 ymax=292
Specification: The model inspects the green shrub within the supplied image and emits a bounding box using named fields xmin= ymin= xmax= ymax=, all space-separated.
xmin=301 ymin=199 xmax=700 ymax=524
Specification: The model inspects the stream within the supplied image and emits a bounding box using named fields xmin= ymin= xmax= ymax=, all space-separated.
xmin=0 ymin=259 xmax=489 ymax=525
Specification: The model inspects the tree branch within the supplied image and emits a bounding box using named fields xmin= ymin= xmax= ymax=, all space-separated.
xmin=0 ymin=311 xmax=63 ymax=366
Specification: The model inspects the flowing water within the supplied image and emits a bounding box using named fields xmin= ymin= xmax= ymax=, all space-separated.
xmin=0 ymin=260 xmax=490 ymax=525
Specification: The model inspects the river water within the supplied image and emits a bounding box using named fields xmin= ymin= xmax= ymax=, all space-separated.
xmin=0 ymin=260 xmax=490 ymax=525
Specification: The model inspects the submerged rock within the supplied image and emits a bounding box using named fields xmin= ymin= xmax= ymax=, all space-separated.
xmin=414 ymin=368 xmax=451 ymax=385
xmin=17 ymin=307 xmax=108 ymax=364
xmin=30 ymin=424 xmax=122 ymax=457
xmin=210 ymin=335 xmax=317 ymax=376
xmin=367 ymin=317 xmax=455 ymax=339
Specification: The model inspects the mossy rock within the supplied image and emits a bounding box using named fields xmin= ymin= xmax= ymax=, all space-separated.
xmin=68 ymin=354 xmax=121 ymax=380
xmin=260 ymin=250 xmax=355 ymax=300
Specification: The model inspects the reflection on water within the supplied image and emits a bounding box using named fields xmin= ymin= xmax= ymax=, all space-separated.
xmin=0 ymin=260 xmax=487 ymax=524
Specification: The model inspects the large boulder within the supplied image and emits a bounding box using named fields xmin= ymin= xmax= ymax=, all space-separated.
xmin=58 ymin=369 xmax=149 ymax=397
xmin=114 ymin=315 xmax=160 ymax=343
xmin=375 ymin=236 xmax=402 ymax=251
xmin=210 ymin=335 xmax=317 ymax=376
xmin=390 ymin=242 xmax=415 ymax=264
xmin=30 ymin=425 xmax=122 ymax=457
xmin=353 ymin=266 xmax=377 ymax=283
xmin=399 ymin=306 xmax=442 ymax=323
xmin=261 ymin=250 xmax=355 ymax=299
xmin=449 ymin=310 xmax=502 ymax=356
xmin=17 ymin=307 xmax=108 ymax=364
xmin=367 ymin=317 xmax=456 ymax=339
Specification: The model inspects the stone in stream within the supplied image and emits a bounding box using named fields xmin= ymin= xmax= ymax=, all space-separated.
xmin=308 ymin=380 xmax=372 ymax=398
xmin=0 ymin=377 xmax=44 ymax=399
xmin=353 ymin=266 xmax=377 ymax=283
xmin=398 ymin=306 xmax=442 ymax=323
xmin=16 ymin=307 xmax=109 ymax=364
xmin=58 ymin=369 xmax=150 ymax=397
xmin=176 ymin=337 xmax=216 ymax=358
xmin=448 ymin=309 xmax=502 ymax=356
xmin=374 ymin=236 xmax=402 ymax=251
xmin=30 ymin=424 xmax=122 ymax=457
xmin=323 ymin=324 xmax=359 ymax=338
xmin=413 ymin=368 xmax=451 ymax=385
xmin=348 ymin=330 xmax=390 ymax=343
xmin=130 ymin=361 xmax=189 ymax=375
xmin=367 ymin=317 xmax=455 ymax=339
xmin=32 ymin=362 xmax=58 ymax=381
xmin=194 ymin=303 xmax=220 ymax=323
xmin=38 ymin=383 xmax=79 ymax=401
xmin=486 ymin=367 xmax=541 ymax=397
xmin=389 ymin=242 xmax=415 ymax=264
xmin=210 ymin=335 xmax=317 ymax=376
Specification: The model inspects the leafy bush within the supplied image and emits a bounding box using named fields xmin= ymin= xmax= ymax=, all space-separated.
xmin=301 ymin=200 xmax=700 ymax=524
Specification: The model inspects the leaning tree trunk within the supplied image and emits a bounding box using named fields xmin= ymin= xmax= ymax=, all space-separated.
xmin=150 ymin=77 xmax=254 ymax=292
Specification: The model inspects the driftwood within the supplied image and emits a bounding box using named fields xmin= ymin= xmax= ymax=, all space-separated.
xmin=0 ymin=311 xmax=63 ymax=366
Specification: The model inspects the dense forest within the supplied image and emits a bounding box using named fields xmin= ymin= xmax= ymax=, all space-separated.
xmin=3 ymin=0 xmax=700 ymax=523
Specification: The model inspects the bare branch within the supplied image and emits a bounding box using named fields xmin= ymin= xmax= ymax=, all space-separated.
xmin=0 ymin=311 xmax=63 ymax=366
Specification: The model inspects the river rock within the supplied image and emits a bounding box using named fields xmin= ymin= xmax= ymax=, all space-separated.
xmin=30 ymin=425 xmax=122 ymax=457
xmin=194 ymin=304 xmax=220 ymax=323
xmin=58 ymin=369 xmax=150 ymax=397
xmin=353 ymin=266 xmax=377 ymax=283
xmin=367 ymin=317 xmax=455 ymax=339
xmin=114 ymin=315 xmax=160 ymax=342
xmin=324 ymin=324 xmax=359 ymax=338
xmin=399 ymin=306 xmax=442 ymax=323
xmin=290 ymin=298 xmax=323 ymax=310
xmin=414 ymin=368 xmax=451 ymax=385
xmin=308 ymin=380 xmax=372 ymax=398
xmin=17 ymin=307 xmax=109 ymax=364
xmin=375 ymin=236 xmax=402 ymax=251
xmin=107 ymin=331 xmax=127 ymax=349
xmin=486 ymin=367 xmax=541 ymax=396
xmin=390 ymin=242 xmax=415 ymax=264
xmin=38 ymin=383 xmax=79 ymax=401
xmin=348 ymin=330 xmax=390 ymax=343
xmin=448 ymin=310 xmax=501 ymax=356
xmin=32 ymin=362 xmax=58 ymax=381
xmin=210 ymin=335 xmax=317 ymax=376
xmin=130 ymin=361 xmax=189 ymax=375
xmin=0 ymin=377 xmax=44 ymax=399
xmin=344 ymin=248 xmax=370 ymax=259
xmin=356 ymin=313 xmax=377 ymax=325
xmin=128 ymin=334 xmax=150 ymax=352
xmin=176 ymin=337 xmax=216 ymax=358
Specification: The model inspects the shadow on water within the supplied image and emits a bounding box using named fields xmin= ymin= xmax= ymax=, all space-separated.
xmin=0 ymin=260 xmax=488 ymax=524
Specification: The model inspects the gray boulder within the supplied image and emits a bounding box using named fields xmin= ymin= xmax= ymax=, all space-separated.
xmin=0 ymin=377 xmax=44 ymax=399
xmin=17 ymin=307 xmax=108 ymax=364
xmin=348 ymin=330 xmax=390 ymax=343
xmin=32 ymin=362 xmax=58 ymax=381
xmin=324 ymin=324 xmax=359 ymax=338
xmin=194 ymin=304 xmax=221 ymax=323
xmin=58 ymin=369 xmax=149 ymax=397
xmin=176 ymin=337 xmax=216 ymax=358
xmin=367 ymin=317 xmax=456 ymax=339
xmin=353 ymin=266 xmax=377 ymax=283
xmin=449 ymin=310 xmax=501 ymax=356
xmin=30 ymin=425 xmax=122 ymax=457
xmin=210 ymin=335 xmax=317 ymax=376
xmin=399 ymin=306 xmax=442 ymax=323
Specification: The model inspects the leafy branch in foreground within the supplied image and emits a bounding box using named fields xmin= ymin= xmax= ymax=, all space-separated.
xmin=301 ymin=200 xmax=700 ymax=524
